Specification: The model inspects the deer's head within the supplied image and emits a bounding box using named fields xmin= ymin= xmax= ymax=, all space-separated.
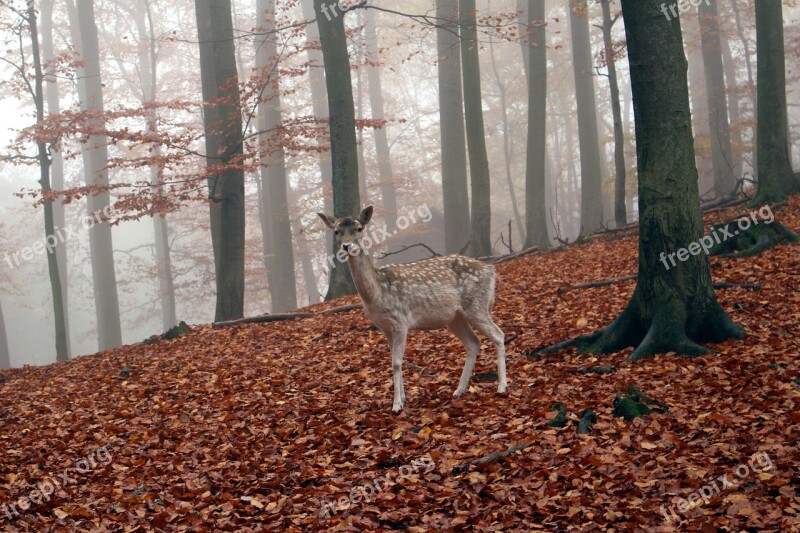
xmin=318 ymin=206 xmax=373 ymax=255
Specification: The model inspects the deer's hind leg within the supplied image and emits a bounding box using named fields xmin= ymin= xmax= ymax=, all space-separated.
xmin=449 ymin=313 xmax=481 ymax=397
xmin=463 ymin=310 xmax=507 ymax=394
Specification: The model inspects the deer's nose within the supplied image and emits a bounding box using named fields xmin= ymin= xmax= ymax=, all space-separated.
xmin=342 ymin=243 xmax=351 ymax=252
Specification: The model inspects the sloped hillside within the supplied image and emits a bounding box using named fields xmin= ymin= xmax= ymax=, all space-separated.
xmin=1 ymin=197 xmax=798 ymax=531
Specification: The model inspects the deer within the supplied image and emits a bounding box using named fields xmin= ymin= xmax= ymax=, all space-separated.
xmin=318 ymin=206 xmax=507 ymax=412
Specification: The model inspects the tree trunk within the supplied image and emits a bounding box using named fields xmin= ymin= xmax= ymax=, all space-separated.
xmin=136 ymin=0 xmax=177 ymax=331
xmin=300 ymin=0 xmax=334 ymax=255
xmin=195 ymin=0 xmax=246 ymax=321
xmin=71 ymin=0 xmax=123 ymax=351
xmin=40 ymin=0 xmax=71 ymax=357
xmin=256 ymin=0 xmax=298 ymax=313
xmin=698 ymin=0 xmax=737 ymax=197
xmin=460 ymin=0 xmax=492 ymax=256
xmin=0 ymin=299 xmax=9 ymax=370
xmin=683 ymin=11 xmax=713 ymax=195
xmin=314 ymin=0 xmax=360 ymax=299
xmin=524 ymin=0 xmax=549 ymax=248
xmin=753 ymin=0 xmax=797 ymax=204
xmin=545 ymin=0 xmax=744 ymax=361
xmin=364 ymin=8 xmax=399 ymax=236
xmin=600 ymin=0 xmax=628 ymax=228
xmin=730 ymin=0 xmax=756 ymax=181
xmin=435 ymin=0 xmax=470 ymax=254
xmin=720 ymin=32 xmax=743 ymax=180
xmin=569 ymin=0 xmax=604 ymax=237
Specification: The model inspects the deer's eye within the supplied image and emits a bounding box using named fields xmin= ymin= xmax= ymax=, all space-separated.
xmin=357 ymin=227 xmax=363 ymax=232
xmin=334 ymin=230 xmax=339 ymax=235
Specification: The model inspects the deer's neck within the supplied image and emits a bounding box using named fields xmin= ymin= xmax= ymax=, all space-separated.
xmin=347 ymin=252 xmax=381 ymax=304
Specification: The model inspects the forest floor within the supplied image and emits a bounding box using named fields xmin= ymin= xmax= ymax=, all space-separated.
xmin=1 ymin=196 xmax=798 ymax=532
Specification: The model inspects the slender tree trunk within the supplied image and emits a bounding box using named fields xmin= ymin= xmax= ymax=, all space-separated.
xmin=569 ymin=0 xmax=603 ymax=237
xmin=683 ymin=11 xmax=713 ymax=195
xmin=435 ymin=0 xmax=470 ymax=254
xmin=460 ymin=0 xmax=492 ymax=256
xmin=195 ymin=0 xmax=246 ymax=321
xmin=753 ymin=0 xmax=797 ymax=204
xmin=0 ymin=298 xmax=9 ymax=370
xmin=698 ymin=0 xmax=737 ymax=197
xmin=554 ymin=0 xmax=744 ymax=361
xmin=488 ymin=34 xmax=524 ymax=243
xmin=517 ymin=0 xmax=529 ymax=82
xmin=524 ymin=0 xmax=549 ymax=248
xmin=257 ymin=0 xmax=298 ymax=312
xmin=364 ymin=8 xmax=399 ymax=235
xmin=600 ymin=0 xmax=628 ymax=228
xmin=72 ymin=0 xmax=123 ymax=350
xmin=300 ymin=0 xmax=334 ymax=255
xmin=137 ymin=0 xmax=177 ymax=331
xmin=40 ymin=0 xmax=71 ymax=356
xmin=296 ymin=225 xmax=320 ymax=305
xmin=730 ymin=0 xmax=756 ymax=181
xmin=314 ymin=0 xmax=360 ymax=299
xmin=720 ymin=33 xmax=743 ymax=180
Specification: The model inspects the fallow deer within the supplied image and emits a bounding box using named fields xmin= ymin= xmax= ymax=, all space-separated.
xmin=318 ymin=206 xmax=507 ymax=412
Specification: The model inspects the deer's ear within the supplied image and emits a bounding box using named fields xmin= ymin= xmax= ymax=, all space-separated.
xmin=359 ymin=206 xmax=374 ymax=226
xmin=317 ymin=213 xmax=336 ymax=229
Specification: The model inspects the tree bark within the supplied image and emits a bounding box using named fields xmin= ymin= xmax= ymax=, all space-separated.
xmin=70 ymin=0 xmax=123 ymax=350
xmin=0 ymin=298 xmax=8 ymax=370
xmin=364 ymin=8 xmax=399 ymax=236
xmin=600 ymin=0 xmax=628 ymax=228
xmin=435 ymin=0 xmax=471 ymax=254
xmin=753 ymin=0 xmax=798 ymax=204
xmin=720 ymin=31 xmax=743 ymax=181
xmin=460 ymin=0 xmax=492 ymax=256
xmin=195 ymin=0 xmax=246 ymax=321
xmin=257 ymin=0 xmax=298 ymax=313
xmin=683 ymin=11 xmax=713 ymax=195
xmin=313 ymin=0 xmax=360 ymax=299
xmin=698 ymin=0 xmax=737 ymax=197
xmin=543 ymin=0 xmax=745 ymax=361
xmin=569 ymin=0 xmax=604 ymax=237
xmin=524 ymin=0 xmax=549 ymax=248
xmin=40 ymin=0 xmax=71 ymax=357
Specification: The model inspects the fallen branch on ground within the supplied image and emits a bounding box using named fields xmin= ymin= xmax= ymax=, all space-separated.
xmin=212 ymin=304 xmax=362 ymax=329
xmin=557 ymin=275 xmax=762 ymax=298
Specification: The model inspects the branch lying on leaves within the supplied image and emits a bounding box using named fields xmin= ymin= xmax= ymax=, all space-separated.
xmin=557 ymin=275 xmax=761 ymax=297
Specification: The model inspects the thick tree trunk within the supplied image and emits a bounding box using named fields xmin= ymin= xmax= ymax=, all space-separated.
xmin=524 ymin=0 xmax=549 ymax=248
xmin=569 ymin=0 xmax=604 ymax=237
xmin=600 ymin=0 xmax=628 ymax=228
xmin=460 ymin=0 xmax=492 ymax=256
xmin=543 ymin=0 xmax=744 ymax=361
xmin=40 ymin=0 xmax=71 ymax=357
xmin=364 ymin=8 xmax=399 ymax=235
xmin=314 ymin=0 xmax=360 ymax=300
xmin=136 ymin=0 xmax=177 ymax=331
xmin=698 ymin=0 xmax=737 ymax=198
xmin=195 ymin=0 xmax=246 ymax=321
xmin=435 ymin=0 xmax=470 ymax=254
xmin=71 ymin=0 xmax=123 ymax=350
xmin=257 ymin=0 xmax=298 ymax=313
xmin=0 ymin=299 xmax=8 ymax=370
xmin=753 ymin=0 xmax=797 ymax=204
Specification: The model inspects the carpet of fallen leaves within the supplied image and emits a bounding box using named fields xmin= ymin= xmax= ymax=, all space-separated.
xmin=1 ymin=196 xmax=799 ymax=532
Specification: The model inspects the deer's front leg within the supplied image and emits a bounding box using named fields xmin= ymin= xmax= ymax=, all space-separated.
xmin=388 ymin=328 xmax=408 ymax=412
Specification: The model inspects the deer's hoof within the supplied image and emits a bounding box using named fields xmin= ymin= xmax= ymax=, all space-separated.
xmin=392 ymin=400 xmax=404 ymax=412
xmin=497 ymin=383 xmax=508 ymax=394
xmin=453 ymin=388 xmax=465 ymax=398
